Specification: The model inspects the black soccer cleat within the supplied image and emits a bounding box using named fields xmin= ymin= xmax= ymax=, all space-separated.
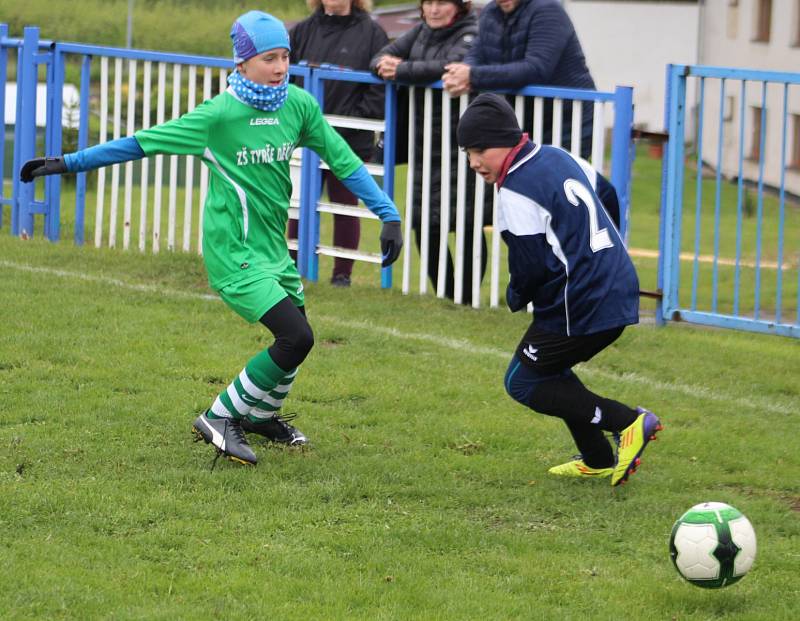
xmin=240 ymin=413 xmax=308 ymax=446
xmin=192 ymin=412 xmax=258 ymax=465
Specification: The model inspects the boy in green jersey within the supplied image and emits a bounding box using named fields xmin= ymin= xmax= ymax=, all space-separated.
xmin=20 ymin=10 xmax=403 ymax=466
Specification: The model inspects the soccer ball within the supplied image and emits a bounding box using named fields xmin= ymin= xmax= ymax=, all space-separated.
xmin=669 ymin=502 xmax=757 ymax=588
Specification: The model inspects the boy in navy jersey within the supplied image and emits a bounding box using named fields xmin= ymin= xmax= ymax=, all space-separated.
xmin=457 ymin=93 xmax=661 ymax=486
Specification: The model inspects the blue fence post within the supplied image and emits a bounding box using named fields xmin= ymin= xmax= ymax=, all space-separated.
xmin=609 ymin=85 xmax=634 ymax=242
xmin=0 ymin=24 xmax=8 ymax=229
xmin=11 ymin=45 xmax=22 ymax=235
xmin=14 ymin=26 xmax=40 ymax=238
xmin=296 ymin=149 xmax=311 ymax=278
xmin=293 ymin=64 xmax=316 ymax=280
xmin=303 ymin=68 xmax=323 ymax=283
xmin=44 ymin=42 xmax=65 ymax=242
xmin=659 ymin=64 xmax=688 ymax=323
xmin=381 ymin=81 xmax=398 ymax=289
xmin=11 ymin=46 xmax=22 ymax=235
xmin=655 ymin=66 xmax=673 ymax=327
xmin=74 ymin=54 xmax=91 ymax=245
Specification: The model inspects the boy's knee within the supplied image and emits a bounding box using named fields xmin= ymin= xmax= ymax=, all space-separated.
xmin=270 ymin=321 xmax=314 ymax=371
xmin=504 ymin=356 xmax=564 ymax=414
xmin=293 ymin=323 xmax=314 ymax=357
xmin=504 ymin=357 xmax=537 ymax=408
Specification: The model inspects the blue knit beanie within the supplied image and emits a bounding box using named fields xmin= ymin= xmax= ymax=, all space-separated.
xmin=231 ymin=11 xmax=291 ymax=64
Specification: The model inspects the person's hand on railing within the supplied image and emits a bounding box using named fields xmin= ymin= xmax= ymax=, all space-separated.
xmin=379 ymin=221 xmax=403 ymax=267
xmin=20 ymin=157 xmax=68 ymax=183
xmin=443 ymin=63 xmax=471 ymax=97
xmin=375 ymin=55 xmax=402 ymax=81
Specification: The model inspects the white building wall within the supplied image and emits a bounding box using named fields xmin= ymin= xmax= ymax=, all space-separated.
xmin=563 ymin=0 xmax=800 ymax=194
xmin=700 ymin=0 xmax=800 ymax=71
xmin=697 ymin=0 xmax=800 ymax=195
xmin=563 ymin=0 xmax=701 ymax=131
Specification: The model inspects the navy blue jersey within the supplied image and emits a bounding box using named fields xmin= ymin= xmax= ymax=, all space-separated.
xmin=499 ymin=142 xmax=639 ymax=335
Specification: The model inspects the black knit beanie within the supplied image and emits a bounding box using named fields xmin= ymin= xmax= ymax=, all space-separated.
xmin=456 ymin=93 xmax=522 ymax=149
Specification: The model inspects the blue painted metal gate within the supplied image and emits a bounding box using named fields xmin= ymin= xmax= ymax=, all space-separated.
xmin=659 ymin=64 xmax=800 ymax=338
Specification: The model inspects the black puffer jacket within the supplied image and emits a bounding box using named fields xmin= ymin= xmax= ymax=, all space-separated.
xmin=290 ymin=9 xmax=388 ymax=160
xmin=375 ymin=15 xmax=478 ymax=83
xmin=371 ymin=13 xmax=481 ymax=228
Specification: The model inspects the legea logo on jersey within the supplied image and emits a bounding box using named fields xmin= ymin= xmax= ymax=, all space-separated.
xmin=250 ymin=117 xmax=279 ymax=126
xmin=236 ymin=142 xmax=295 ymax=167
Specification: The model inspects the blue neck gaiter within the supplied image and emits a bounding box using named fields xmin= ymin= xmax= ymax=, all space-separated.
xmin=227 ymin=71 xmax=288 ymax=112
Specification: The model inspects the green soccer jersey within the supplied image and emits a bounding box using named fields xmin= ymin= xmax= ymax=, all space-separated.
xmin=134 ymin=84 xmax=362 ymax=290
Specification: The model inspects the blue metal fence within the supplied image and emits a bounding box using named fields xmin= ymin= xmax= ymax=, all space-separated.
xmin=302 ymin=66 xmax=398 ymax=290
xmin=1 ymin=25 xmax=635 ymax=308
xmin=55 ymin=42 xmax=239 ymax=250
xmin=659 ymin=64 xmax=800 ymax=338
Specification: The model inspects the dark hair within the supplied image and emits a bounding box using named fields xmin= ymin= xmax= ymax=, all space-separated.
xmin=307 ymin=0 xmax=373 ymax=11
xmin=419 ymin=0 xmax=472 ymax=21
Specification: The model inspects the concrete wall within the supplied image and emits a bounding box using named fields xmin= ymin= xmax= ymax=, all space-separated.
xmin=563 ymin=0 xmax=701 ymax=131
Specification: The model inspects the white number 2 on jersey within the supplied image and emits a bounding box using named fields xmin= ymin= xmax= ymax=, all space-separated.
xmin=563 ymin=179 xmax=614 ymax=252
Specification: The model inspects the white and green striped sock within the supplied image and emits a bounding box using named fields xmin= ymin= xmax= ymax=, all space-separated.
xmin=246 ymin=367 xmax=299 ymax=422
xmin=207 ymin=350 xmax=287 ymax=420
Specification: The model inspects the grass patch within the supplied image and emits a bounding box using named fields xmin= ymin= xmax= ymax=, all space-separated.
xmin=1 ymin=229 xmax=798 ymax=619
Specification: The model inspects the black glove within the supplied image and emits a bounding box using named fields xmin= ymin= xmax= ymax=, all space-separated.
xmin=506 ymin=283 xmax=530 ymax=312
xmin=379 ymin=220 xmax=403 ymax=268
xmin=20 ymin=157 xmax=68 ymax=183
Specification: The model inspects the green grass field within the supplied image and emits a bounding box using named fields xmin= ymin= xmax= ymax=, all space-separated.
xmin=1 ymin=195 xmax=799 ymax=618
xmin=3 ymin=3 xmax=800 ymax=618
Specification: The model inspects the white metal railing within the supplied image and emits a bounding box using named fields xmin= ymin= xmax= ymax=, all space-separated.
xmin=8 ymin=31 xmax=634 ymax=310
xmin=83 ymin=54 xmax=307 ymax=257
xmin=401 ymin=86 xmax=615 ymax=308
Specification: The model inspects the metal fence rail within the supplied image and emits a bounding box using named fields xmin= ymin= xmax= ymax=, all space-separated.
xmin=55 ymin=44 xmax=239 ymax=254
xmin=396 ymin=81 xmax=633 ymax=308
xmin=2 ymin=25 xmax=636 ymax=310
xmin=660 ymin=64 xmax=800 ymax=338
xmin=302 ymin=66 xmax=398 ymax=290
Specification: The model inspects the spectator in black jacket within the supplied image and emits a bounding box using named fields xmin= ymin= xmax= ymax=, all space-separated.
xmin=289 ymin=0 xmax=389 ymax=287
xmin=443 ymin=0 xmax=595 ymax=158
xmin=371 ymin=0 xmax=486 ymax=305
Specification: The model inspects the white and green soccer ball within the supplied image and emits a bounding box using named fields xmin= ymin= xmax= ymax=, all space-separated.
xmin=669 ymin=502 xmax=757 ymax=589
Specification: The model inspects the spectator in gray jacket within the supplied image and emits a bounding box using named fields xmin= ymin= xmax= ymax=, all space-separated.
xmin=371 ymin=0 xmax=486 ymax=305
